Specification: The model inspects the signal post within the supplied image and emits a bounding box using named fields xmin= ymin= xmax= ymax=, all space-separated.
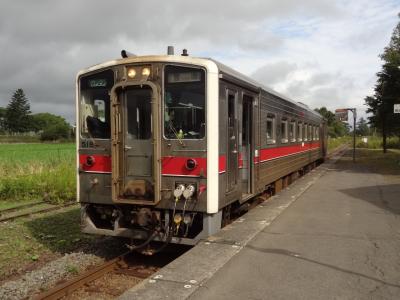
xmin=335 ymin=108 xmax=357 ymax=163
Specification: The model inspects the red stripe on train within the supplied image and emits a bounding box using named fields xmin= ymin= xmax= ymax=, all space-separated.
xmin=257 ymin=141 xmax=320 ymax=163
xmin=161 ymin=156 xmax=207 ymax=177
xmin=79 ymin=142 xmax=320 ymax=176
xmin=79 ymin=154 xmax=111 ymax=173
xmin=161 ymin=156 xmax=227 ymax=176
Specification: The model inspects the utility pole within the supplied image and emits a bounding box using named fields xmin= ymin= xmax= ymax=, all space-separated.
xmin=349 ymin=108 xmax=356 ymax=163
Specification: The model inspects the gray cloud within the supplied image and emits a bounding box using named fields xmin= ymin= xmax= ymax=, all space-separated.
xmin=0 ymin=0 xmax=397 ymax=123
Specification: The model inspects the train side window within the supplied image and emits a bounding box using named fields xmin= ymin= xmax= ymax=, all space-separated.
xmin=309 ymin=125 xmax=313 ymax=141
xmin=303 ymin=123 xmax=308 ymax=141
xmin=266 ymin=115 xmax=276 ymax=144
xmin=281 ymin=119 xmax=288 ymax=143
xmin=289 ymin=121 xmax=296 ymax=142
xmin=297 ymin=122 xmax=302 ymax=141
xmin=316 ymin=126 xmax=320 ymax=140
xmin=312 ymin=126 xmax=316 ymax=140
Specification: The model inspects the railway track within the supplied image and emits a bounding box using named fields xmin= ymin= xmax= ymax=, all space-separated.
xmin=0 ymin=201 xmax=45 ymax=215
xmin=34 ymin=246 xmax=189 ymax=300
xmin=327 ymin=144 xmax=349 ymax=160
xmin=0 ymin=202 xmax=78 ymax=222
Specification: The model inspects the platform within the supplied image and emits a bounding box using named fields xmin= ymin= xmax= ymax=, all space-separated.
xmin=119 ymin=150 xmax=400 ymax=300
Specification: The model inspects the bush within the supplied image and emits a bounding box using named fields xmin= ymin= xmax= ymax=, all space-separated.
xmin=40 ymin=124 xmax=70 ymax=141
xmin=356 ymin=136 xmax=400 ymax=149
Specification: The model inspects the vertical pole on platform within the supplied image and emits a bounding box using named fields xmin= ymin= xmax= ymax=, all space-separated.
xmin=352 ymin=108 xmax=356 ymax=163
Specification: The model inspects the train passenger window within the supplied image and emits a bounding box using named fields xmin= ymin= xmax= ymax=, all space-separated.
xmin=289 ymin=121 xmax=296 ymax=142
xmin=297 ymin=122 xmax=302 ymax=141
xmin=281 ymin=119 xmax=288 ymax=143
xmin=309 ymin=125 xmax=313 ymax=141
xmin=164 ymin=65 xmax=205 ymax=139
xmin=303 ymin=123 xmax=308 ymax=141
xmin=80 ymin=69 xmax=114 ymax=139
xmin=316 ymin=126 xmax=320 ymax=140
xmin=266 ymin=115 xmax=276 ymax=144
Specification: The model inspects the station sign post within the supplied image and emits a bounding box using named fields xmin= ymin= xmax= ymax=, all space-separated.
xmin=335 ymin=108 xmax=357 ymax=163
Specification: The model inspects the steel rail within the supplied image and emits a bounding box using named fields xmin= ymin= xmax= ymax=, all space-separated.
xmin=0 ymin=201 xmax=45 ymax=215
xmin=34 ymin=252 xmax=131 ymax=300
xmin=0 ymin=202 xmax=77 ymax=222
xmin=327 ymin=144 xmax=349 ymax=159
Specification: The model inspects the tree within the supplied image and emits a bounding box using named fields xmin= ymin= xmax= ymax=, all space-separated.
xmin=40 ymin=123 xmax=70 ymax=141
xmin=314 ymin=107 xmax=335 ymax=126
xmin=315 ymin=107 xmax=349 ymax=138
xmin=30 ymin=113 xmax=71 ymax=141
xmin=31 ymin=113 xmax=69 ymax=133
xmin=365 ymin=14 xmax=400 ymax=152
xmin=356 ymin=117 xmax=370 ymax=136
xmin=0 ymin=107 xmax=6 ymax=132
xmin=5 ymin=89 xmax=32 ymax=133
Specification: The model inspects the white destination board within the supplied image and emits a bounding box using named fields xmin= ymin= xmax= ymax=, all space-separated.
xmin=394 ymin=104 xmax=400 ymax=114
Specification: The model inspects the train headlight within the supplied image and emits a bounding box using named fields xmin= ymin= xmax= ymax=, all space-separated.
xmin=183 ymin=184 xmax=195 ymax=199
xmin=142 ymin=67 xmax=150 ymax=76
xmin=85 ymin=156 xmax=95 ymax=167
xmin=185 ymin=158 xmax=197 ymax=170
xmin=127 ymin=68 xmax=136 ymax=78
xmin=173 ymin=184 xmax=185 ymax=198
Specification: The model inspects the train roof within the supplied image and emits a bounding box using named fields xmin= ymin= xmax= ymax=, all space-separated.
xmin=78 ymin=54 xmax=322 ymax=119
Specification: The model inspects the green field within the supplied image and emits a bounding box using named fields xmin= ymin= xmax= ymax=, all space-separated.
xmin=0 ymin=143 xmax=76 ymax=204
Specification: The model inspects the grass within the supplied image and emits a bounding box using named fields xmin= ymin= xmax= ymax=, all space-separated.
xmin=328 ymin=136 xmax=351 ymax=151
xmin=354 ymin=148 xmax=400 ymax=176
xmin=0 ymin=135 xmax=41 ymax=143
xmin=0 ymin=206 xmax=96 ymax=280
xmin=0 ymin=200 xmax=43 ymax=211
xmin=0 ymin=143 xmax=76 ymax=204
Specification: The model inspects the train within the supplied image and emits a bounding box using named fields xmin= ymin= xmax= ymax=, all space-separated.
xmin=76 ymin=47 xmax=327 ymax=251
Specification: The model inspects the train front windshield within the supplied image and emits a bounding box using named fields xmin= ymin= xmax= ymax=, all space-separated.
xmin=164 ymin=65 xmax=205 ymax=139
xmin=79 ymin=70 xmax=114 ymax=139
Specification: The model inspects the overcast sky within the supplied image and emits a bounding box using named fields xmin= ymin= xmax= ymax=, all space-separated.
xmin=0 ymin=0 xmax=399 ymax=123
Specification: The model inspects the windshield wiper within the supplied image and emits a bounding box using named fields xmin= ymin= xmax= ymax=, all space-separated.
xmin=168 ymin=120 xmax=185 ymax=147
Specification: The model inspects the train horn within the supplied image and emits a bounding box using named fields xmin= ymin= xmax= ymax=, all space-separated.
xmin=121 ymin=50 xmax=137 ymax=58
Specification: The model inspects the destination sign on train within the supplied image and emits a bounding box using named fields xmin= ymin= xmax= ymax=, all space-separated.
xmin=88 ymin=79 xmax=107 ymax=88
xmin=167 ymin=71 xmax=201 ymax=83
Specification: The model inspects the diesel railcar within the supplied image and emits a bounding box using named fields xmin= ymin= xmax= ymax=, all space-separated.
xmin=77 ymin=47 xmax=327 ymax=248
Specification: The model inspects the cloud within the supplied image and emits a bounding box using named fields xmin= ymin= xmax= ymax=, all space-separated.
xmin=0 ymin=0 xmax=398 ymax=123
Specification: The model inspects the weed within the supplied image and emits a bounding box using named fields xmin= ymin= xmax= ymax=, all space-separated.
xmin=65 ymin=264 xmax=79 ymax=275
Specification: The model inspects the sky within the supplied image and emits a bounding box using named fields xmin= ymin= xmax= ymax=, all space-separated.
xmin=0 ymin=0 xmax=399 ymax=124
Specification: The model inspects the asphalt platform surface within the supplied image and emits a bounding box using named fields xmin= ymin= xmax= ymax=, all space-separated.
xmin=120 ymin=150 xmax=400 ymax=300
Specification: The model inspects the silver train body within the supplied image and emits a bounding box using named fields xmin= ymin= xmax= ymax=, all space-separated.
xmin=76 ymin=51 xmax=327 ymax=245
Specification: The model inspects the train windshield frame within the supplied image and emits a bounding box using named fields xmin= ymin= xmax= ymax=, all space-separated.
xmin=79 ymin=69 xmax=114 ymax=139
xmin=163 ymin=65 xmax=206 ymax=140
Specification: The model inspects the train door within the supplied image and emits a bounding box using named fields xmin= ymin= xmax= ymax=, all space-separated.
xmin=226 ymin=90 xmax=238 ymax=193
xmin=111 ymin=83 xmax=160 ymax=204
xmin=241 ymin=94 xmax=253 ymax=198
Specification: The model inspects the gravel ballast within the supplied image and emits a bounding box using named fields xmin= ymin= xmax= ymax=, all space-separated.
xmin=0 ymin=252 xmax=103 ymax=300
